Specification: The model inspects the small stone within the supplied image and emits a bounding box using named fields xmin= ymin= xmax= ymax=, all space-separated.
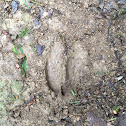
xmin=34 ymin=18 xmax=39 ymax=26
xmin=76 ymin=116 xmax=80 ymax=121
xmin=99 ymin=55 xmax=103 ymax=60
xmin=51 ymin=92 xmax=55 ymax=98
xmin=16 ymin=63 xmax=20 ymax=69
xmin=43 ymin=12 xmax=49 ymax=18
xmin=36 ymin=98 xmax=39 ymax=102
xmin=11 ymin=34 xmax=17 ymax=40
xmin=31 ymin=9 xmax=36 ymax=14
xmin=6 ymin=0 xmax=12 ymax=1
xmin=63 ymin=108 xmax=68 ymax=116
xmin=113 ymin=110 xmax=118 ymax=115
xmin=121 ymin=54 xmax=126 ymax=66
xmin=36 ymin=44 xmax=45 ymax=55
xmin=12 ymin=1 xmax=19 ymax=13
xmin=13 ymin=108 xmax=20 ymax=118
xmin=84 ymin=2 xmax=89 ymax=8
xmin=9 ymin=14 xmax=13 ymax=18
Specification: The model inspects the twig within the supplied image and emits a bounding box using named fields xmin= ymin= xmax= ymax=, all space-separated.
xmin=3 ymin=30 xmax=16 ymax=48
xmin=22 ymin=92 xmax=45 ymax=107
xmin=106 ymin=17 xmax=111 ymax=42
xmin=30 ymin=1 xmax=43 ymax=6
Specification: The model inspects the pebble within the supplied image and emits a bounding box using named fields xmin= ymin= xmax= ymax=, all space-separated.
xmin=99 ymin=55 xmax=103 ymax=60
xmin=11 ymin=34 xmax=17 ymax=40
xmin=36 ymin=44 xmax=45 ymax=55
xmin=115 ymin=76 xmax=123 ymax=81
xmin=121 ymin=54 xmax=126 ymax=66
xmin=31 ymin=9 xmax=36 ymax=14
xmin=15 ymin=63 xmax=20 ymax=69
xmin=9 ymin=14 xmax=13 ymax=18
xmin=12 ymin=1 xmax=19 ymax=13
xmin=51 ymin=92 xmax=55 ymax=98
xmin=84 ymin=2 xmax=89 ymax=8
xmin=34 ymin=18 xmax=39 ymax=26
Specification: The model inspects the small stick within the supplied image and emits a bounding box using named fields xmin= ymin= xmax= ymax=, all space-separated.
xmin=30 ymin=1 xmax=43 ymax=6
xmin=3 ymin=30 xmax=16 ymax=47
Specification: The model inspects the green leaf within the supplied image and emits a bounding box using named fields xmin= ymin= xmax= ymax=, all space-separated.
xmin=13 ymin=43 xmax=28 ymax=74
xmin=105 ymin=72 xmax=109 ymax=76
xmin=13 ymin=46 xmax=18 ymax=55
xmin=69 ymin=101 xmax=80 ymax=104
xmin=21 ymin=0 xmax=29 ymax=8
xmin=99 ymin=71 xmax=103 ymax=76
xmin=110 ymin=117 xmax=116 ymax=121
xmin=15 ymin=44 xmax=24 ymax=54
xmin=19 ymin=28 xmax=27 ymax=38
xmin=114 ymin=33 xmax=119 ymax=36
xmin=17 ymin=45 xmax=24 ymax=54
xmin=115 ymin=79 xmax=118 ymax=82
xmin=113 ymin=106 xmax=117 ymax=110
xmin=71 ymin=90 xmax=75 ymax=97
xmin=13 ymin=44 xmax=24 ymax=54
xmin=22 ymin=56 xmax=28 ymax=74
xmin=113 ymin=106 xmax=120 ymax=112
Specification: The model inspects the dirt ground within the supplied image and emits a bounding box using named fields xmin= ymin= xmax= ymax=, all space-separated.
xmin=0 ymin=0 xmax=126 ymax=126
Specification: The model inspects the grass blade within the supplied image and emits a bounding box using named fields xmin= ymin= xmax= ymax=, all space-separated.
xmin=22 ymin=56 xmax=28 ymax=74
xmin=16 ymin=44 xmax=24 ymax=54
xmin=71 ymin=90 xmax=75 ymax=97
xmin=19 ymin=28 xmax=27 ymax=38
xmin=30 ymin=1 xmax=43 ymax=6
xmin=13 ymin=46 xmax=18 ymax=55
xmin=21 ymin=0 xmax=29 ymax=8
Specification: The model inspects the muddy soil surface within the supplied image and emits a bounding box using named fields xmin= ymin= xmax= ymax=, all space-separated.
xmin=0 ymin=0 xmax=126 ymax=126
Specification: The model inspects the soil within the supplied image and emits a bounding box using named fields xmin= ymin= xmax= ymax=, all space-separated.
xmin=0 ymin=0 xmax=126 ymax=126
